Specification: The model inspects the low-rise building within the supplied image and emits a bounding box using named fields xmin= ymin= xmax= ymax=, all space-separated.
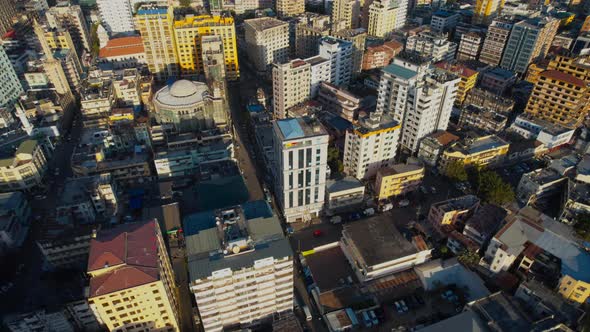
xmin=560 ymin=181 xmax=590 ymax=224
xmin=37 ymin=226 xmax=93 ymax=271
xmin=483 ymin=207 xmax=590 ymax=304
xmin=516 ymin=168 xmax=567 ymax=208
xmin=0 ymin=139 xmax=48 ymax=192
xmin=428 ymin=195 xmax=480 ymax=231
xmin=325 ymin=177 xmax=365 ymax=215
xmin=340 ymin=214 xmax=432 ymax=282
xmin=361 ymin=40 xmax=403 ymax=70
xmin=439 ymin=134 xmax=510 ymax=172
xmin=459 ymin=105 xmax=507 ymax=133
xmin=463 ymin=87 xmax=515 ymax=114
xmin=56 ymin=174 xmax=117 ymax=224
xmin=405 ymin=31 xmax=457 ymax=62
xmin=430 ymin=10 xmax=461 ymax=34
xmin=97 ymin=36 xmax=146 ymax=70
xmin=0 ymin=192 xmax=31 ymax=253
xmin=479 ymin=67 xmax=517 ymax=95
xmin=509 ymin=114 xmax=575 ymax=149
xmin=374 ymin=161 xmax=424 ymax=201
xmin=462 ymin=204 xmax=507 ymax=246
xmin=317 ymin=82 xmax=361 ymax=122
xmin=417 ymin=131 xmax=460 ymax=167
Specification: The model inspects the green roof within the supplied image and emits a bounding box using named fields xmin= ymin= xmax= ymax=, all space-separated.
xmin=382 ymin=63 xmax=418 ymax=80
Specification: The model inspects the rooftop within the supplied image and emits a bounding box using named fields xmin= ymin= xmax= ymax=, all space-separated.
xmin=521 ymin=168 xmax=564 ymax=185
xmin=326 ymin=177 xmax=364 ymax=193
xmin=449 ymin=135 xmax=509 ymax=155
xmin=0 ymin=191 xmax=25 ymax=214
xmin=435 ymin=61 xmax=478 ymax=77
xmin=98 ymin=36 xmax=144 ymax=58
xmin=154 ymin=79 xmax=210 ymax=107
xmin=382 ymin=62 xmax=418 ymax=80
xmin=305 ymin=246 xmax=358 ymax=291
xmin=378 ymin=163 xmax=424 ymax=177
xmin=427 ymin=130 xmax=460 ymax=146
xmin=275 ymin=116 xmax=327 ymax=141
xmin=541 ymin=69 xmax=587 ymax=88
xmin=465 ymin=204 xmax=507 ymax=236
xmin=483 ymin=67 xmax=516 ymax=80
xmin=305 ymin=55 xmax=329 ymax=66
xmin=87 ymin=220 xmax=161 ymax=297
xmin=468 ymin=292 xmax=533 ymax=332
xmin=342 ymin=215 xmax=423 ymax=267
xmin=245 ymin=17 xmax=288 ymax=31
xmin=432 ymin=195 xmax=480 ymax=213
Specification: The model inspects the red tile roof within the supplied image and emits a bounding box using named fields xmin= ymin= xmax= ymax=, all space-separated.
xmin=88 ymin=220 xmax=161 ymax=297
xmin=430 ymin=130 xmax=460 ymax=146
xmin=542 ymin=69 xmax=587 ymax=87
xmin=435 ymin=61 xmax=478 ymax=78
xmin=99 ymin=36 xmax=144 ymax=59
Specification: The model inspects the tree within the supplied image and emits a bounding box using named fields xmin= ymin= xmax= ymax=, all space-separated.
xmin=327 ymin=147 xmax=343 ymax=174
xmin=445 ymin=160 xmax=468 ymax=182
xmin=476 ymin=170 xmax=515 ymax=205
xmin=458 ymin=250 xmax=480 ymax=267
xmin=90 ymin=23 xmax=100 ymax=58
xmin=574 ymin=214 xmax=590 ymax=241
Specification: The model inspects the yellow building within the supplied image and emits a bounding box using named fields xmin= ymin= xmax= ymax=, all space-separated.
xmin=173 ymin=14 xmax=239 ymax=81
xmin=0 ymin=140 xmax=48 ymax=192
xmin=368 ymin=0 xmax=398 ymax=38
xmin=135 ymin=5 xmax=179 ymax=81
xmin=524 ymin=69 xmax=590 ymax=129
xmin=581 ymin=15 xmax=590 ymax=32
xmin=547 ymin=54 xmax=590 ymax=81
xmin=375 ymin=162 xmax=424 ymax=200
xmin=428 ymin=195 xmax=480 ymax=229
xmin=87 ymin=220 xmax=180 ymax=332
xmin=558 ymin=275 xmax=590 ymax=304
xmin=524 ymin=62 xmax=547 ymax=84
xmin=439 ymin=135 xmax=509 ymax=172
xmin=276 ymin=0 xmax=305 ymax=18
xmin=434 ymin=61 xmax=478 ymax=105
xmin=473 ymin=0 xmax=504 ymax=25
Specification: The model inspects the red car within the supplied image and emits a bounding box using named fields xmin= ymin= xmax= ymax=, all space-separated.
xmin=313 ymin=230 xmax=323 ymax=237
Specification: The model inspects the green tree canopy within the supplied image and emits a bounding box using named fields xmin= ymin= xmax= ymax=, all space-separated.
xmin=476 ymin=169 xmax=515 ymax=205
xmin=445 ymin=160 xmax=468 ymax=182
xmin=457 ymin=250 xmax=480 ymax=267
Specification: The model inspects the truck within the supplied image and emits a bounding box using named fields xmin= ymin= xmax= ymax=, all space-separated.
xmin=330 ymin=216 xmax=342 ymax=224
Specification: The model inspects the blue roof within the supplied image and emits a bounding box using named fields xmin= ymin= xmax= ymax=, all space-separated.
xmin=277 ymin=118 xmax=305 ymax=139
xmin=382 ymin=63 xmax=418 ymax=80
xmin=137 ymin=8 xmax=167 ymax=15
xmin=242 ymin=200 xmax=273 ymax=219
xmin=247 ymin=104 xmax=264 ymax=113
xmin=183 ymin=210 xmax=216 ymax=237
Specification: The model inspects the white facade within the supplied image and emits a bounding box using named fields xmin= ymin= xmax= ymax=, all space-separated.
xmin=510 ymin=115 xmax=575 ymax=149
xmin=343 ymin=113 xmax=401 ymax=180
xmin=273 ymin=117 xmax=328 ymax=223
xmin=0 ymin=45 xmax=24 ymax=116
xmin=430 ymin=11 xmax=460 ymax=34
xmin=319 ymin=36 xmax=353 ymax=87
xmin=405 ymin=31 xmax=458 ymax=62
xmin=272 ymin=59 xmax=311 ymax=119
xmin=244 ymin=18 xmax=290 ymax=73
xmin=97 ymin=0 xmax=135 ymax=35
xmin=305 ymin=56 xmax=330 ymax=98
xmin=377 ymin=57 xmax=460 ymax=152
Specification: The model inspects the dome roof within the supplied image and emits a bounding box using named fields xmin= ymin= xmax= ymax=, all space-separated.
xmin=169 ymin=79 xmax=199 ymax=98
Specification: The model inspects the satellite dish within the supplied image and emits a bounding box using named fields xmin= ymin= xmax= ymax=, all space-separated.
xmin=232 ymin=246 xmax=241 ymax=254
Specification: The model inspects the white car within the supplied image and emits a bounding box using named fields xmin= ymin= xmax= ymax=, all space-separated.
xmin=399 ymin=199 xmax=410 ymax=207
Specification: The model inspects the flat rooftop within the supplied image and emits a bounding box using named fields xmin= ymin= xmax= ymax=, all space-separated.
xmin=306 ymin=246 xmax=358 ymax=291
xmin=342 ymin=215 xmax=420 ymax=267
xmin=451 ymin=135 xmax=509 ymax=155
xmin=245 ymin=17 xmax=288 ymax=31
xmin=305 ymin=55 xmax=329 ymax=66
xmin=382 ymin=62 xmax=418 ymax=80
xmin=275 ymin=117 xmax=327 ymax=141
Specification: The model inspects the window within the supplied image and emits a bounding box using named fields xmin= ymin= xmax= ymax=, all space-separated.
xmin=298 ymin=149 xmax=304 ymax=168
xmin=288 ymin=151 xmax=293 ymax=169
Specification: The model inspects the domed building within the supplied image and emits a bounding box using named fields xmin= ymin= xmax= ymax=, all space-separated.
xmin=153 ymin=79 xmax=227 ymax=133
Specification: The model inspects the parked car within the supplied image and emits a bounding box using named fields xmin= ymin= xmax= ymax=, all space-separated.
xmin=330 ymin=216 xmax=342 ymax=224
xmin=381 ymin=203 xmax=394 ymax=212
xmin=363 ymin=208 xmax=375 ymax=216
xmin=368 ymin=310 xmax=379 ymax=325
xmin=398 ymin=199 xmax=410 ymax=207
xmin=312 ymin=230 xmax=323 ymax=237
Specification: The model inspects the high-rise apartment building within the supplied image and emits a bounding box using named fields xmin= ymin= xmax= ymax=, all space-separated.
xmin=272 ymin=59 xmax=311 ymax=119
xmin=524 ymin=70 xmax=590 ymax=129
xmin=244 ymin=18 xmax=290 ymax=73
xmin=0 ymin=45 xmax=23 ymax=115
xmin=186 ymin=202 xmax=293 ymax=332
xmin=319 ymin=36 xmax=353 ymax=87
xmin=294 ymin=13 xmax=330 ymax=59
xmin=46 ymin=3 xmax=91 ymax=53
xmin=0 ymin=0 xmax=16 ymax=36
xmin=500 ymin=16 xmax=559 ymax=74
xmin=201 ymin=35 xmax=228 ymax=101
xmin=546 ymin=54 xmax=590 ymax=82
xmin=331 ymin=0 xmax=360 ymax=32
xmin=97 ymin=0 xmax=135 ymax=35
xmin=276 ymin=0 xmax=305 ymax=18
xmin=333 ymin=28 xmax=367 ymax=78
xmin=377 ymin=53 xmax=460 ymax=152
xmin=478 ymin=18 xmax=514 ymax=66
xmin=44 ymin=29 xmax=83 ymax=81
xmin=135 ymin=5 xmax=179 ymax=81
xmin=173 ymin=14 xmax=239 ymax=81
xmin=473 ymin=0 xmax=504 ymax=25
xmin=434 ymin=61 xmax=478 ymax=105
xmin=456 ymin=32 xmax=484 ymax=61
xmin=305 ymin=55 xmax=331 ymax=98
xmin=368 ymin=0 xmax=400 ymax=38
xmin=273 ymin=117 xmax=328 ymax=223
xmin=87 ymin=220 xmax=181 ymax=332
xmin=405 ymin=31 xmax=457 ymax=62
xmin=343 ymin=112 xmax=401 ymax=180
